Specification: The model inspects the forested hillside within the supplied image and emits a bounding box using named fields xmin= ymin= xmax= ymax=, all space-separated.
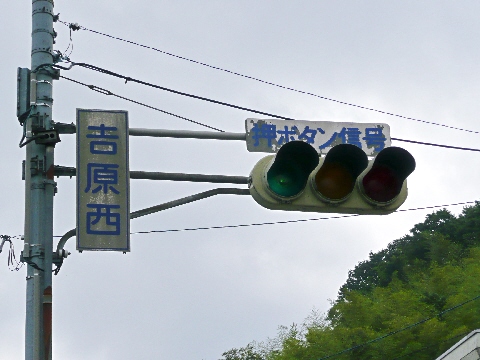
xmin=221 ymin=202 xmax=480 ymax=360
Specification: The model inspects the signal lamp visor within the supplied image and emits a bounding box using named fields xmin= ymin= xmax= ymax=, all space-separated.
xmin=266 ymin=141 xmax=319 ymax=199
xmin=313 ymin=144 xmax=368 ymax=202
xmin=361 ymin=147 xmax=415 ymax=204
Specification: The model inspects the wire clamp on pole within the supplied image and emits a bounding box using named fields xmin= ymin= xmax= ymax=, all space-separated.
xmin=20 ymin=243 xmax=44 ymax=272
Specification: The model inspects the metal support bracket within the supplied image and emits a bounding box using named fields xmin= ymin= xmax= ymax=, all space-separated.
xmin=32 ymin=64 xmax=60 ymax=80
xmin=21 ymin=244 xmax=68 ymax=273
xmin=43 ymin=179 xmax=57 ymax=187
xmin=31 ymin=47 xmax=53 ymax=57
xmin=35 ymin=79 xmax=53 ymax=86
xmin=34 ymin=129 xmax=60 ymax=145
xmin=52 ymin=249 xmax=70 ymax=274
xmin=32 ymin=28 xmax=56 ymax=39
xmin=32 ymin=0 xmax=54 ymax=5
xmin=52 ymin=166 xmax=249 ymax=184
xmin=20 ymin=243 xmax=45 ymax=271
xmin=30 ymin=74 xmax=54 ymax=107
xmin=53 ymin=165 xmax=75 ymax=178
xmin=54 ymin=187 xmax=250 ymax=273
xmin=52 ymin=121 xmax=76 ymax=134
xmin=28 ymin=179 xmax=57 ymax=192
xmin=30 ymin=155 xmax=46 ymax=176
xmin=32 ymin=7 xmax=55 ymax=17
xmin=30 ymin=112 xmax=47 ymax=132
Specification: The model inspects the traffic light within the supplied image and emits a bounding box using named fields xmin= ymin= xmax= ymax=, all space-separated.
xmin=249 ymin=141 xmax=415 ymax=215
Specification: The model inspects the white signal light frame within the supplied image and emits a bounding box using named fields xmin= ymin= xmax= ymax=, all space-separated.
xmin=249 ymin=155 xmax=409 ymax=215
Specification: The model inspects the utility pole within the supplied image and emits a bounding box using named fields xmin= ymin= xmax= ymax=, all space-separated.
xmin=24 ymin=0 xmax=56 ymax=358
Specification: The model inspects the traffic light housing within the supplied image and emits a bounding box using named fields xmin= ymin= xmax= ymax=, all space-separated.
xmin=249 ymin=141 xmax=415 ymax=215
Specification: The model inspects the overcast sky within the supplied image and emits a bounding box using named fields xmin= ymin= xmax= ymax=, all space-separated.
xmin=2 ymin=1 xmax=480 ymax=359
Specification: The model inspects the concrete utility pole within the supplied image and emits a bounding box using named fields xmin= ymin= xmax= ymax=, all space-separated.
xmin=24 ymin=0 xmax=56 ymax=358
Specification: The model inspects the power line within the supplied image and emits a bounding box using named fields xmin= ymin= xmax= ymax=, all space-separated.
xmin=317 ymin=293 xmax=480 ymax=360
xmin=128 ymin=201 xmax=475 ymax=236
xmin=57 ymin=20 xmax=480 ymax=135
xmin=6 ymin=202 xmax=479 ymax=255
xmin=46 ymin=202 xmax=478 ymax=238
xmin=60 ymin=75 xmax=225 ymax=132
xmin=391 ymin=330 xmax=472 ymax=360
xmin=392 ymin=138 xmax=480 ymax=152
xmin=57 ymin=62 xmax=295 ymax=121
xmin=59 ymin=72 xmax=480 ymax=153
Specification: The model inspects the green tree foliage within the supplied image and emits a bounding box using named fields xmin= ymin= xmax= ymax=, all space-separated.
xmin=220 ymin=202 xmax=480 ymax=360
xmin=219 ymin=344 xmax=263 ymax=360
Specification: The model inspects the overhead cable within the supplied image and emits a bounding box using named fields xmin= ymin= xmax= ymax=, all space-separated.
xmin=392 ymin=138 xmax=480 ymax=152
xmin=128 ymin=201 xmax=476 ymax=236
xmin=317 ymin=293 xmax=480 ymax=360
xmin=391 ymin=330 xmax=473 ymax=360
xmin=57 ymin=19 xmax=480 ymax=135
xmin=60 ymin=75 xmax=225 ymax=132
xmin=58 ymin=62 xmax=295 ymax=121
xmin=61 ymin=74 xmax=480 ymax=153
